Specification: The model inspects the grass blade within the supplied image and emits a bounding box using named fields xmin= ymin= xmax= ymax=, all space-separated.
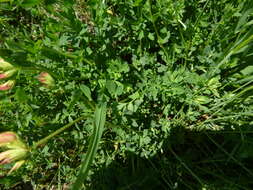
xmin=71 ymin=103 xmax=107 ymax=190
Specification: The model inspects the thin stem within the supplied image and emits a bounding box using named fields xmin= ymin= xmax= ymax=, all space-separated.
xmin=20 ymin=66 xmax=59 ymax=79
xmin=55 ymin=50 xmax=94 ymax=66
xmin=33 ymin=116 xmax=86 ymax=149
xmin=20 ymin=66 xmax=44 ymax=72
xmin=205 ymin=132 xmax=253 ymax=177
xmin=169 ymin=146 xmax=204 ymax=186
xmin=148 ymin=0 xmax=169 ymax=62
xmin=83 ymin=58 xmax=94 ymax=66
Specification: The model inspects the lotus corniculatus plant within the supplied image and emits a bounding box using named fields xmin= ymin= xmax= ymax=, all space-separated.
xmin=38 ymin=72 xmax=55 ymax=88
xmin=0 ymin=132 xmax=29 ymax=174
xmin=0 ymin=57 xmax=17 ymax=91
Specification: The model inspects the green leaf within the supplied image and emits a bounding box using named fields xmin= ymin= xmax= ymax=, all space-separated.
xmin=235 ymin=8 xmax=253 ymax=33
xmin=148 ymin=33 xmax=155 ymax=41
xmin=106 ymin=80 xmax=124 ymax=97
xmin=80 ymin=85 xmax=92 ymax=101
xmin=133 ymin=0 xmax=143 ymax=7
xmin=129 ymin=91 xmax=140 ymax=100
xmin=194 ymin=96 xmax=211 ymax=105
xmin=21 ymin=0 xmax=41 ymax=8
xmin=241 ymin=66 xmax=253 ymax=75
xmin=15 ymin=88 xmax=28 ymax=103
xmin=106 ymin=80 xmax=116 ymax=96
xmin=71 ymin=103 xmax=107 ymax=189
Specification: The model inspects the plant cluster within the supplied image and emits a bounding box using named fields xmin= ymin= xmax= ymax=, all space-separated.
xmin=0 ymin=0 xmax=253 ymax=189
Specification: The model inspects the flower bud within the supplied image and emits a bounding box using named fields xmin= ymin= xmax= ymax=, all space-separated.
xmin=0 ymin=132 xmax=17 ymax=145
xmin=0 ymin=58 xmax=14 ymax=71
xmin=0 ymin=149 xmax=27 ymax=164
xmin=0 ymin=80 xmax=15 ymax=91
xmin=0 ymin=132 xmax=28 ymax=174
xmin=38 ymin=72 xmax=55 ymax=87
xmin=0 ymin=69 xmax=17 ymax=79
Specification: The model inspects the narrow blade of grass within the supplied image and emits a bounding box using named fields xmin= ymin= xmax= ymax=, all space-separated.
xmin=71 ymin=102 xmax=107 ymax=190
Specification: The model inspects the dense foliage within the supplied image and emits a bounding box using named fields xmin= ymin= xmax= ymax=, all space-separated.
xmin=0 ymin=0 xmax=253 ymax=189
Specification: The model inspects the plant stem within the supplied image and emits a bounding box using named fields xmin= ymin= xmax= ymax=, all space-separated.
xmin=148 ymin=0 xmax=169 ymax=62
xmin=20 ymin=66 xmax=59 ymax=79
xmin=20 ymin=67 xmax=43 ymax=71
xmin=32 ymin=116 xmax=86 ymax=149
xmin=54 ymin=49 xmax=94 ymax=66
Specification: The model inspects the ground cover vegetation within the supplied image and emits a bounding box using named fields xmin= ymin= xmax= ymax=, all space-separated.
xmin=0 ymin=0 xmax=253 ymax=189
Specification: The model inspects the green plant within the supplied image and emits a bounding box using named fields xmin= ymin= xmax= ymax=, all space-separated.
xmin=0 ymin=0 xmax=252 ymax=189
